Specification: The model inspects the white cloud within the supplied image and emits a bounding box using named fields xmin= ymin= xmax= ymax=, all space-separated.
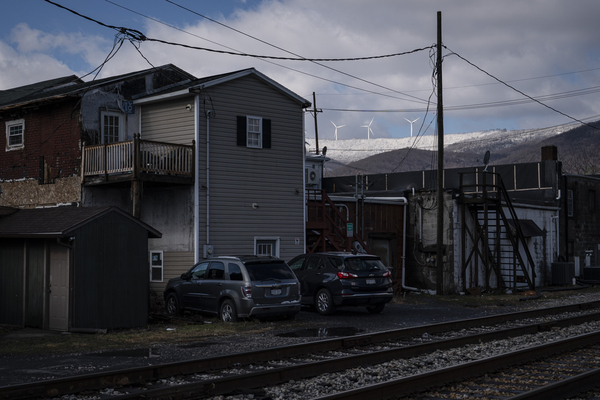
xmin=2 ymin=0 xmax=600 ymax=138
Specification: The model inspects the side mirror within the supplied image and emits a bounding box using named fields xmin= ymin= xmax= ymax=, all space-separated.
xmin=181 ymin=272 xmax=191 ymax=280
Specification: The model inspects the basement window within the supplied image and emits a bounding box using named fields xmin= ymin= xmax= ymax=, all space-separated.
xmin=255 ymin=237 xmax=280 ymax=257
xmin=6 ymin=119 xmax=24 ymax=150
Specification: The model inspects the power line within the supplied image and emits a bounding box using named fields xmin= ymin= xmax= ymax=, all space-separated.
xmin=104 ymin=0 xmax=429 ymax=104
xmin=2 ymin=30 xmax=127 ymax=174
xmin=444 ymin=45 xmax=600 ymax=132
xmin=164 ymin=0 xmax=430 ymax=103
xmin=45 ymin=0 xmax=430 ymax=62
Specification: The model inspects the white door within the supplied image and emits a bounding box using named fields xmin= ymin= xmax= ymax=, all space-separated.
xmin=48 ymin=243 xmax=69 ymax=331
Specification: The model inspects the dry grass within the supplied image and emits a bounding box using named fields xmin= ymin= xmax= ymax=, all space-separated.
xmin=0 ymin=315 xmax=298 ymax=357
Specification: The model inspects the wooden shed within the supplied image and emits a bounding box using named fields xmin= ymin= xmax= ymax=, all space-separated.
xmin=0 ymin=206 xmax=161 ymax=331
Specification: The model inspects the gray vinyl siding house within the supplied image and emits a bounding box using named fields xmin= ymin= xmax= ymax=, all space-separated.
xmin=134 ymin=68 xmax=311 ymax=297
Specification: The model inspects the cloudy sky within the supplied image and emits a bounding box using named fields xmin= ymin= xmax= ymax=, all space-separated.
xmin=1 ymin=0 xmax=600 ymax=140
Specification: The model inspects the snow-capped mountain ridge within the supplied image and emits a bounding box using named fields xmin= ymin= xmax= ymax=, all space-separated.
xmin=306 ymin=124 xmax=575 ymax=165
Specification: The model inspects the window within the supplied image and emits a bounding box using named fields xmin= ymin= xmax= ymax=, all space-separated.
xmin=206 ymin=262 xmax=225 ymax=279
xmin=149 ymin=250 xmax=163 ymax=282
xmin=237 ymin=116 xmax=271 ymax=148
xmin=101 ymin=111 xmax=123 ymax=144
xmin=228 ymin=263 xmax=243 ymax=281
xmin=247 ymin=116 xmax=262 ymax=147
xmin=6 ymin=119 xmax=24 ymax=150
xmin=255 ymin=237 xmax=280 ymax=257
xmin=191 ymin=262 xmax=209 ymax=279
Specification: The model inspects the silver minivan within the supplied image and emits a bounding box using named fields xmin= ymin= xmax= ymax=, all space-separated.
xmin=164 ymin=256 xmax=301 ymax=321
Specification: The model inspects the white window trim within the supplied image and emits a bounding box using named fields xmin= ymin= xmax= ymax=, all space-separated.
xmin=254 ymin=237 xmax=280 ymax=257
xmin=100 ymin=110 xmax=124 ymax=144
xmin=246 ymin=116 xmax=262 ymax=148
xmin=149 ymin=250 xmax=164 ymax=282
xmin=5 ymin=119 xmax=24 ymax=151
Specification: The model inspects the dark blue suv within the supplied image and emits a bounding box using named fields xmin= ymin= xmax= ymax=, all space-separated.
xmin=288 ymin=252 xmax=393 ymax=315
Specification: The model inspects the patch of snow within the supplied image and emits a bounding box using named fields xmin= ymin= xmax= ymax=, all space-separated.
xmin=307 ymin=125 xmax=575 ymax=165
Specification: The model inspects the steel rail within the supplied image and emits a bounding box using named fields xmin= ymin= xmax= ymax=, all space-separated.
xmin=312 ymin=331 xmax=600 ymax=400
xmin=2 ymin=300 xmax=599 ymax=399
xmin=110 ymin=312 xmax=600 ymax=399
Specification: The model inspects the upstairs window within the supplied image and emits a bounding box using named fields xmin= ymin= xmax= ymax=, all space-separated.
xmin=237 ymin=116 xmax=271 ymax=149
xmin=6 ymin=119 xmax=24 ymax=150
xmin=101 ymin=111 xmax=123 ymax=144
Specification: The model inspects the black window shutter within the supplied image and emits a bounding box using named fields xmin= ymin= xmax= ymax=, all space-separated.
xmin=263 ymin=119 xmax=271 ymax=148
xmin=237 ymin=116 xmax=246 ymax=146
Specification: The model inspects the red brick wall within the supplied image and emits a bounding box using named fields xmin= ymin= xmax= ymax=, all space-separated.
xmin=0 ymin=98 xmax=81 ymax=181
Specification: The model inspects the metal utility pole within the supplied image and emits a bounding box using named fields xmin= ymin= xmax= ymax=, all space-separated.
xmin=436 ymin=11 xmax=445 ymax=295
xmin=312 ymin=92 xmax=322 ymax=154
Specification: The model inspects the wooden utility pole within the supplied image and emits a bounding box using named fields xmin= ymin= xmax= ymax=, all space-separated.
xmin=312 ymin=92 xmax=322 ymax=154
xmin=436 ymin=11 xmax=445 ymax=295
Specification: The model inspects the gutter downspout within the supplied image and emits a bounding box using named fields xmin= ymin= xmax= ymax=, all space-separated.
xmin=194 ymin=95 xmax=200 ymax=263
xmin=206 ymin=110 xmax=212 ymax=255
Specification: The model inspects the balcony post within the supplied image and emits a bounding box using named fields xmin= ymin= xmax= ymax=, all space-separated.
xmin=132 ymin=134 xmax=142 ymax=218
xmin=103 ymin=143 xmax=108 ymax=181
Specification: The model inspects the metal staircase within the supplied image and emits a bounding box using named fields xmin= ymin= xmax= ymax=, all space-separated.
xmin=305 ymin=189 xmax=370 ymax=253
xmin=459 ymin=172 xmax=536 ymax=292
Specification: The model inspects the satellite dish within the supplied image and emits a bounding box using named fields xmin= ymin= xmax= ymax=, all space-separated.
xmin=483 ymin=150 xmax=491 ymax=172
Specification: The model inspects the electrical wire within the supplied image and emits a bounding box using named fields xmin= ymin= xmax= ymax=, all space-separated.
xmin=104 ymin=0 xmax=430 ymax=105
xmin=164 ymin=0 xmax=430 ymax=104
xmin=444 ymin=45 xmax=600 ymax=132
xmin=1 ymin=31 xmax=126 ymax=175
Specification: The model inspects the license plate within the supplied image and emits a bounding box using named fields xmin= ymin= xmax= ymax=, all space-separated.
xmin=271 ymin=288 xmax=282 ymax=295
xmin=366 ymin=278 xmax=376 ymax=284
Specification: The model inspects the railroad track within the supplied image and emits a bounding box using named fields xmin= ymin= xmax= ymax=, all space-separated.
xmin=318 ymin=331 xmax=600 ymax=400
xmin=2 ymin=301 xmax=600 ymax=400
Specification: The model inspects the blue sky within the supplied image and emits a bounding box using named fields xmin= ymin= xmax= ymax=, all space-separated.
xmin=2 ymin=0 xmax=600 ymax=140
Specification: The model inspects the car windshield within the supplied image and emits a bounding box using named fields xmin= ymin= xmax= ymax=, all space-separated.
xmin=245 ymin=262 xmax=296 ymax=281
xmin=343 ymin=258 xmax=385 ymax=272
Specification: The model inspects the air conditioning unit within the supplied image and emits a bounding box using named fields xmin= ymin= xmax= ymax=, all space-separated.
xmin=551 ymin=262 xmax=574 ymax=285
xmin=305 ymin=165 xmax=321 ymax=186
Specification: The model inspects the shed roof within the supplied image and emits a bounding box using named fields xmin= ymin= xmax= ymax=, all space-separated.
xmin=506 ymin=219 xmax=544 ymax=238
xmin=0 ymin=206 xmax=161 ymax=239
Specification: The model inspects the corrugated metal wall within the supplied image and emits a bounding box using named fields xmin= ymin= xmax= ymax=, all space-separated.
xmin=71 ymin=211 xmax=149 ymax=330
xmin=0 ymin=239 xmax=24 ymax=325
xmin=25 ymin=240 xmax=45 ymax=328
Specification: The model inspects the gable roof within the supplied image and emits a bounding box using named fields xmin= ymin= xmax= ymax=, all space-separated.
xmin=0 ymin=64 xmax=196 ymax=111
xmin=134 ymin=68 xmax=311 ymax=108
xmin=0 ymin=206 xmax=161 ymax=238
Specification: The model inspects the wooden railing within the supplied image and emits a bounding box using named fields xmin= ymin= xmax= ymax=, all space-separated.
xmin=82 ymin=135 xmax=194 ymax=180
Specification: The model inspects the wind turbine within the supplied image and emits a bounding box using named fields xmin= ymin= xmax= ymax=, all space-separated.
xmin=330 ymin=121 xmax=345 ymax=141
xmin=361 ymin=118 xmax=374 ymax=139
xmin=404 ymin=118 xmax=419 ymax=137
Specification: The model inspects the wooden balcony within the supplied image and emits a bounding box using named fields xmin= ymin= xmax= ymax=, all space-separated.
xmin=82 ymin=135 xmax=194 ymax=186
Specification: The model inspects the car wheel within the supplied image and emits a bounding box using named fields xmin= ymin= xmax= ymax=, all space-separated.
xmin=316 ymin=288 xmax=335 ymax=315
xmin=220 ymin=299 xmax=238 ymax=322
xmin=366 ymin=303 xmax=385 ymax=314
xmin=165 ymin=293 xmax=182 ymax=316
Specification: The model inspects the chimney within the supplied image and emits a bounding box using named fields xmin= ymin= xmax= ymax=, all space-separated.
xmin=541 ymin=145 xmax=558 ymax=161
